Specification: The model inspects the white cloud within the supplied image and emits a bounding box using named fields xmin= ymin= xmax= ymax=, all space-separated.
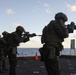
xmin=67 ymin=4 xmax=76 ymax=12
xmin=44 ymin=3 xmax=51 ymax=14
xmin=33 ymin=2 xmax=51 ymax=14
xmin=44 ymin=3 xmax=50 ymax=8
xmin=69 ymin=5 xmax=76 ymax=12
xmin=6 ymin=9 xmax=14 ymax=14
xmin=46 ymin=9 xmax=51 ymax=14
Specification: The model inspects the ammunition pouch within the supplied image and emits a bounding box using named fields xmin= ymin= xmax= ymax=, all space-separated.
xmin=39 ymin=46 xmax=56 ymax=61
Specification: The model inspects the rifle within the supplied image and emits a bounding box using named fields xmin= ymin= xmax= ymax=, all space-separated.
xmin=65 ymin=22 xmax=76 ymax=33
xmin=22 ymin=31 xmax=41 ymax=38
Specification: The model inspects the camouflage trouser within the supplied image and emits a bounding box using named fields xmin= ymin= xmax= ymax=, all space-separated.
xmin=8 ymin=47 xmax=17 ymax=75
xmin=0 ymin=56 xmax=4 ymax=72
xmin=2 ymin=56 xmax=7 ymax=70
xmin=44 ymin=56 xmax=61 ymax=75
xmin=0 ymin=49 xmax=4 ymax=72
xmin=2 ymin=49 xmax=8 ymax=71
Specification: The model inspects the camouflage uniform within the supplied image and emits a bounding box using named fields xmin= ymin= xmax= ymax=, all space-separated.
xmin=40 ymin=12 xmax=68 ymax=75
xmin=5 ymin=26 xmax=29 ymax=75
xmin=0 ymin=37 xmax=6 ymax=73
xmin=2 ymin=48 xmax=8 ymax=72
xmin=0 ymin=48 xmax=4 ymax=73
xmin=1 ymin=31 xmax=10 ymax=72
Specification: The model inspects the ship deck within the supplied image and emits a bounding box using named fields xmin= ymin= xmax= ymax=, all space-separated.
xmin=0 ymin=56 xmax=76 ymax=75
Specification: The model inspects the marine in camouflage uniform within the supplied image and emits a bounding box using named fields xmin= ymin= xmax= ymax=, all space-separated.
xmin=4 ymin=26 xmax=30 ymax=75
xmin=0 ymin=36 xmax=6 ymax=73
xmin=40 ymin=12 xmax=69 ymax=75
xmin=2 ymin=31 xmax=10 ymax=72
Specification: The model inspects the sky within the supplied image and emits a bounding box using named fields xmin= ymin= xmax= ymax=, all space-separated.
xmin=0 ymin=0 xmax=76 ymax=48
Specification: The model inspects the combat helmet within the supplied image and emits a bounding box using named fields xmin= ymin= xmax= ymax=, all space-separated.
xmin=55 ymin=12 xmax=68 ymax=21
xmin=2 ymin=31 xmax=9 ymax=36
xmin=16 ymin=26 xmax=24 ymax=33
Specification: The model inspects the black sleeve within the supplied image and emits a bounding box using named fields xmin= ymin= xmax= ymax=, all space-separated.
xmin=53 ymin=23 xmax=69 ymax=39
xmin=11 ymin=33 xmax=21 ymax=43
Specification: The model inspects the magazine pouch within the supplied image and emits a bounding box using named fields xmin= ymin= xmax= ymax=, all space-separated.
xmin=39 ymin=46 xmax=56 ymax=61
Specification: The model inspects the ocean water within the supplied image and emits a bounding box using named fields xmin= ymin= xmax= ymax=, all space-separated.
xmin=17 ymin=48 xmax=76 ymax=57
xmin=17 ymin=48 xmax=40 ymax=57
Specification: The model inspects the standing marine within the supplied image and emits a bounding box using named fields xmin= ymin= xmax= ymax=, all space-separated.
xmin=0 ymin=35 xmax=7 ymax=73
xmin=39 ymin=12 xmax=69 ymax=75
xmin=2 ymin=31 xmax=10 ymax=72
xmin=4 ymin=26 xmax=30 ymax=75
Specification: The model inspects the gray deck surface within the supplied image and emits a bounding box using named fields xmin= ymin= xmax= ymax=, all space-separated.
xmin=0 ymin=57 xmax=76 ymax=75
